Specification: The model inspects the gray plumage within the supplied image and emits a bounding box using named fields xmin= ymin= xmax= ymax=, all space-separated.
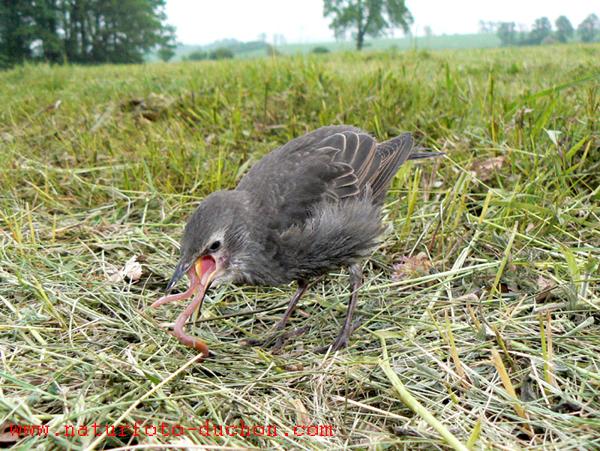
xmin=161 ymin=125 xmax=442 ymax=353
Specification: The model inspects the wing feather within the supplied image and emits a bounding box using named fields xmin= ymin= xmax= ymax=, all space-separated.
xmin=370 ymin=133 xmax=414 ymax=203
xmin=236 ymin=126 xmax=418 ymax=231
xmin=317 ymin=131 xmax=378 ymax=201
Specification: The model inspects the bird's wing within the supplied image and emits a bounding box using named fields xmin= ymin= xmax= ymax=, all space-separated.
xmin=237 ymin=126 xmax=410 ymax=230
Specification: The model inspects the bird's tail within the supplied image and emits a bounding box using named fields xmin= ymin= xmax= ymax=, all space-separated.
xmin=407 ymin=151 xmax=446 ymax=160
xmin=370 ymin=135 xmax=444 ymax=203
xmin=369 ymin=133 xmax=413 ymax=202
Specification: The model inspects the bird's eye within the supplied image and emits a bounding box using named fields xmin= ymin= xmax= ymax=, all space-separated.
xmin=208 ymin=240 xmax=221 ymax=252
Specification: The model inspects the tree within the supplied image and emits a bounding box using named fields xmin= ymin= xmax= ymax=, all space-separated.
xmin=0 ymin=1 xmax=36 ymax=66
xmin=497 ymin=22 xmax=517 ymax=46
xmin=0 ymin=0 xmax=176 ymax=66
xmin=187 ymin=50 xmax=208 ymax=61
xmin=479 ymin=20 xmax=498 ymax=34
xmin=209 ymin=47 xmax=234 ymax=60
xmin=528 ymin=17 xmax=552 ymax=45
xmin=554 ymin=15 xmax=574 ymax=43
xmin=157 ymin=23 xmax=177 ymax=62
xmin=158 ymin=46 xmax=175 ymax=62
xmin=323 ymin=0 xmax=412 ymax=50
xmin=273 ymin=33 xmax=286 ymax=47
xmin=312 ymin=46 xmax=330 ymax=54
xmin=577 ymin=14 xmax=600 ymax=43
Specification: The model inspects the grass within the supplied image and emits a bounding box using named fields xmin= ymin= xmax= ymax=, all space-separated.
xmin=0 ymin=44 xmax=599 ymax=449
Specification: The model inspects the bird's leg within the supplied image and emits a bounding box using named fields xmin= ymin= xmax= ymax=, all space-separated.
xmin=244 ymin=280 xmax=309 ymax=351
xmin=273 ymin=280 xmax=309 ymax=330
xmin=316 ymin=264 xmax=363 ymax=353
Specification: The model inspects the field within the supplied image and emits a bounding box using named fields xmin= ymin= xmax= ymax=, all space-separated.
xmin=264 ymin=33 xmax=500 ymax=55
xmin=1 ymin=44 xmax=599 ymax=449
xmin=167 ymin=33 xmax=501 ymax=60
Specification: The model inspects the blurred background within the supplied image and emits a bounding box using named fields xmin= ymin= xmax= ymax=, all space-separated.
xmin=1 ymin=0 xmax=598 ymax=67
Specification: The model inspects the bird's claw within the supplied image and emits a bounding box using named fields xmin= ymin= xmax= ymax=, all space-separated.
xmin=315 ymin=317 xmax=362 ymax=354
xmin=314 ymin=336 xmax=349 ymax=354
xmin=243 ymin=334 xmax=283 ymax=350
xmin=243 ymin=326 xmax=309 ymax=353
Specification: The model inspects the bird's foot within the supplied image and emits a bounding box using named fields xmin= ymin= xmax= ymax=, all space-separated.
xmin=243 ymin=326 xmax=308 ymax=354
xmin=243 ymin=334 xmax=284 ymax=350
xmin=315 ymin=318 xmax=362 ymax=354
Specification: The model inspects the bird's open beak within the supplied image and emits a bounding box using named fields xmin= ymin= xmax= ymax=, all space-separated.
xmin=165 ymin=260 xmax=189 ymax=293
xmin=151 ymin=256 xmax=218 ymax=356
xmin=194 ymin=256 xmax=218 ymax=292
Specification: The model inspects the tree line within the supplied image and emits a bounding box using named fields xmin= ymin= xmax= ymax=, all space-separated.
xmin=0 ymin=0 xmax=175 ymax=68
xmin=496 ymin=14 xmax=599 ymax=47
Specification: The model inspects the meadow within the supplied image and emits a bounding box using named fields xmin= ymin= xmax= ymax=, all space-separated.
xmin=170 ymin=32 xmax=501 ymax=60
xmin=0 ymin=44 xmax=599 ymax=449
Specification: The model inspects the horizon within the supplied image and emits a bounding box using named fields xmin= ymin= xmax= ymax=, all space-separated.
xmin=166 ymin=0 xmax=597 ymax=46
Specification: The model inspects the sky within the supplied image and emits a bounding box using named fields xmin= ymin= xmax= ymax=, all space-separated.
xmin=166 ymin=0 xmax=597 ymax=45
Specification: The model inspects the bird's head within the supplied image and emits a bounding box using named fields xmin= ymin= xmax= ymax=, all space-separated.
xmin=166 ymin=190 xmax=251 ymax=294
xmin=150 ymin=190 xmax=255 ymax=354
xmin=152 ymin=191 xmax=250 ymax=357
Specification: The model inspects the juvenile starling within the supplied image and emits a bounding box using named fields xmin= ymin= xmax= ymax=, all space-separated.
xmin=152 ymin=125 xmax=442 ymax=356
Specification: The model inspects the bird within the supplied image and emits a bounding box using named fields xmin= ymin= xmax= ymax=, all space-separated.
xmin=151 ymin=125 xmax=442 ymax=357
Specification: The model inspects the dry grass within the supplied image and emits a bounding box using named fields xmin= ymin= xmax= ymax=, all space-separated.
xmin=1 ymin=44 xmax=599 ymax=449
